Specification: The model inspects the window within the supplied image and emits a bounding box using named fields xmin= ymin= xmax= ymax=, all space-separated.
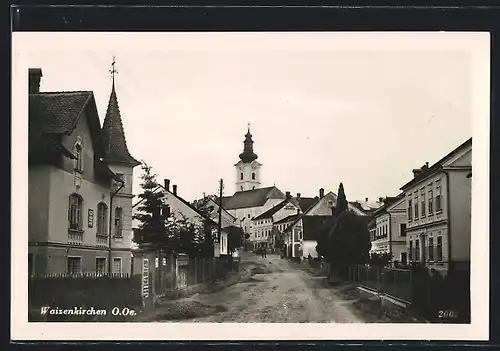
xmin=252 ymin=172 xmax=256 ymax=180
xmin=414 ymin=193 xmax=419 ymax=218
xmin=248 ymin=214 xmax=250 ymax=218
xmin=240 ymin=172 xmax=244 ymax=180
xmin=428 ymin=188 xmax=434 ymax=214
xmin=97 ymin=203 xmax=108 ymax=235
xmin=67 ymin=257 xmax=82 ymax=275
xmin=409 ymin=241 xmax=413 ymax=260
xmin=114 ymin=207 xmax=123 ymax=237
xmin=428 ymin=237 xmax=434 ymax=261
xmin=420 ymin=189 xmax=426 ymax=217
xmin=112 ymin=258 xmax=122 ymax=274
xmin=68 ymin=194 xmax=83 ymax=230
xmin=400 ymin=223 xmax=407 ymax=236
xmin=96 ymin=257 xmax=106 ymax=275
xmin=415 ymin=239 xmax=420 ymax=261
xmin=435 ymin=182 xmax=442 ymax=211
xmin=401 ymin=252 xmax=407 ymax=264
xmin=408 ymin=199 xmax=413 ymax=221
xmin=74 ymin=142 xmax=83 ymax=172
xmin=252 ymin=186 xmax=255 ymax=190
xmin=436 ymin=236 xmax=443 ymax=261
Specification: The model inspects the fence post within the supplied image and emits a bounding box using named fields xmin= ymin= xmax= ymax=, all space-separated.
xmin=194 ymin=258 xmax=198 ymax=285
xmin=202 ymin=258 xmax=205 ymax=283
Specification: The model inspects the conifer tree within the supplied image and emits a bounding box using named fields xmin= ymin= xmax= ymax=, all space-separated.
xmin=133 ymin=162 xmax=171 ymax=248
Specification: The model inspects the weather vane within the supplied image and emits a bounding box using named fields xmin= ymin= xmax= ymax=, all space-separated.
xmin=247 ymin=122 xmax=250 ymax=132
xmin=109 ymin=56 xmax=118 ymax=82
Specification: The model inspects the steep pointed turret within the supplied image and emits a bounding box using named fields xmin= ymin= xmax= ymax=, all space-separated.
xmin=101 ymin=58 xmax=140 ymax=167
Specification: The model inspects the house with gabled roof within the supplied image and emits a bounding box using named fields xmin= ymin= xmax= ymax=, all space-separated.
xmin=219 ymin=185 xmax=286 ymax=245
xmin=132 ymin=179 xmax=220 ymax=256
xmin=28 ymin=65 xmax=140 ymax=276
xmin=284 ymin=188 xmax=368 ymax=259
xmin=250 ymin=191 xmax=302 ymax=250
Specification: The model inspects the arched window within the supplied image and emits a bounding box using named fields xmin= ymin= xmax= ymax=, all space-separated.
xmin=68 ymin=194 xmax=83 ymax=230
xmin=74 ymin=142 xmax=83 ymax=172
xmin=240 ymin=186 xmax=243 ymax=191
xmin=97 ymin=203 xmax=108 ymax=235
xmin=114 ymin=207 xmax=123 ymax=237
xmin=240 ymin=172 xmax=244 ymax=180
xmin=252 ymin=186 xmax=255 ymax=190
xmin=252 ymin=172 xmax=256 ymax=180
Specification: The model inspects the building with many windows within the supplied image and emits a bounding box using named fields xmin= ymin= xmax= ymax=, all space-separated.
xmin=369 ymin=194 xmax=407 ymax=263
xmin=28 ymin=65 xmax=140 ymax=275
xmin=400 ymin=137 xmax=472 ymax=274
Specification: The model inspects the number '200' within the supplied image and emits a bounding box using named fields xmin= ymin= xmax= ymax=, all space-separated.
xmin=438 ymin=310 xmax=458 ymax=318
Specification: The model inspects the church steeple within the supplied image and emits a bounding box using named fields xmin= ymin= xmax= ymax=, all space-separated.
xmin=239 ymin=123 xmax=258 ymax=163
xmin=101 ymin=57 xmax=140 ymax=167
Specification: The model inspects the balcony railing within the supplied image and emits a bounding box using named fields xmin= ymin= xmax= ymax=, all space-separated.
xmin=96 ymin=234 xmax=108 ymax=247
xmin=68 ymin=229 xmax=84 ymax=245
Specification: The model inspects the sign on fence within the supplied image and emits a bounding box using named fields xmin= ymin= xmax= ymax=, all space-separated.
xmin=142 ymin=258 xmax=149 ymax=298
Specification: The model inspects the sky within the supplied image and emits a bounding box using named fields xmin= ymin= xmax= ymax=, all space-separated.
xmin=22 ymin=33 xmax=475 ymax=203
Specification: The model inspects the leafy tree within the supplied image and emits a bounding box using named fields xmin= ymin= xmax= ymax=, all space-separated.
xmin=227 ymin=226 xmax=244 ymax=253
xmin=133 ymin=162 xmax=171 ymax=248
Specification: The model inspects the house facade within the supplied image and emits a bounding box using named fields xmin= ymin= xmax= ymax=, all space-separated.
xmin=285 ymin=189 xmax=367 ymax=259
xmin=370 ymin=195 xmax=407 ymax=263
xmin=401 ymin=138 xmax=472 ymax=274
xmin=28 ymin=67 xmax=140 ymax=276
xmin=251 ymin=191 xmax=302 ymax=250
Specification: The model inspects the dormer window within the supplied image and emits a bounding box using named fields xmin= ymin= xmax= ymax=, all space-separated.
xmin=74 ymin=141 xmax=83 ymax=173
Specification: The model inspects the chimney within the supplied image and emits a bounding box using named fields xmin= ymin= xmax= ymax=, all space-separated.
xmin=285 ymin=191 xmax=291 ymax=200
xmin=29 ymin=68 xmax=43 ymax=94
xmin=412 ymin=169 xmax=422 ymax=178
xmin=296 ymin=193 xmax=301 ymax=201
xmin=172 ymin=185 xmax=177 ymax=195
xmin=319 ymin=188 xmax=325 ymax=198
xmin=379 ymin=197 xmax=384 ymax=204
xmin=164 ymin=179 xmax=170 ymax=191
xmin=365 ymin=197 xmax=368 ymax=202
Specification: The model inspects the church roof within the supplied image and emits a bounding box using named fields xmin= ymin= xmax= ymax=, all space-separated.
xmin=222 ymin=186 xmax=285 ymax=210
xmin=101 ymin=82 xmax=141 ymax=167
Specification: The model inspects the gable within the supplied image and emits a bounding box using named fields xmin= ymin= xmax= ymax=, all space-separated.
xmin=445 ymin=148 xmax=472 ymax=168
xmin=386 ymin=197 xmax=405 ymax=212
xmin=306 ymin=192 xmax=366 ymax=216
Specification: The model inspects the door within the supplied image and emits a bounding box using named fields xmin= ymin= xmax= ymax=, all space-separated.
xmin=177 ymin=266 xmax=188 ymax=289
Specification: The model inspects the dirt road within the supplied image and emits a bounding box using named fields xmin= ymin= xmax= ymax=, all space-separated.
xmin=159 ymin=253 xmax=363 ymax=323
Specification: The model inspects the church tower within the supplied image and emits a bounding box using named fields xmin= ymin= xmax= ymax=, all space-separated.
xmin=234 ymin=124 xmax=262 ymax=192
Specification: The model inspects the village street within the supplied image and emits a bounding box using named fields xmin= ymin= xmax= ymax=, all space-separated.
xmin=150 ymin=252 xmax=364 ymax=323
